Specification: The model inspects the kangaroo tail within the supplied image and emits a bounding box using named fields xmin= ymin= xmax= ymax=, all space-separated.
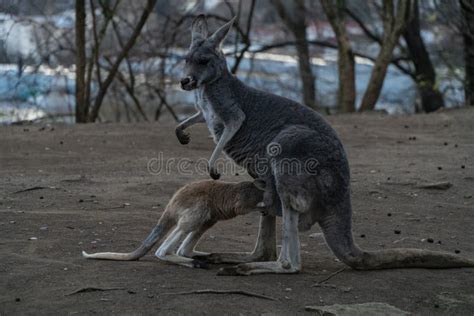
xmin=82 ymin=215 xmax=172 ymax=261
xmin=319 ymin=211 xmax=474 ymax=270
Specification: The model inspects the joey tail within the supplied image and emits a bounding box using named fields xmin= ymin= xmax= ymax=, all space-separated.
xmin=82 ymin=215 xmax=172 ymax=261
xmin=319 ymin=210 xmax=474 ymax=270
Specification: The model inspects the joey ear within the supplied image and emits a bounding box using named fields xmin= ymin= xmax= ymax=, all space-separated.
xmin=253 ymin=179 xmax=266 ymax=191
xmin=208 ymin=16 xmax=236 ymax=49
xmin=191 ymin=14 xmax=208 ymax=44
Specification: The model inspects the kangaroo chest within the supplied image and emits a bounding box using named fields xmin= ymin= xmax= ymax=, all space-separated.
xmin=195 ymin=88 xmax=223 ymax=143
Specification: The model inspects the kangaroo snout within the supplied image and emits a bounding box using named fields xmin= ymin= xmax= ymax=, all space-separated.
xmin=181 ymin=76 xmax=197 ymax=90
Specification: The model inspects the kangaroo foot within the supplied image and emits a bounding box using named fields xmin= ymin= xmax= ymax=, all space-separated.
xmin=217 ymin=260 xmax=300 ymax=276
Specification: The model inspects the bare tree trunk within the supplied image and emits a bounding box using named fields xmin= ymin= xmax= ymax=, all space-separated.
xmin=460 ymin=0 xmax=474 ymax=106
xmin=88 ymin=0 xmax=158 ymax=122
xmin=404 ymin=0 xmax=444 ymax=112
xmin=360 ymin=0 xmax=413 ymax=111
xmin=321 ymin=0 xmax=356 ymax=112
xmin=271 ymin=0 xmax=317 ymax=109
xmin=75 ymin=0 xmax=87 ymax=123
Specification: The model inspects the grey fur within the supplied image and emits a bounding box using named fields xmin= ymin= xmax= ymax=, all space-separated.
xmin=177 ymin=16 xmax=474 ymax=275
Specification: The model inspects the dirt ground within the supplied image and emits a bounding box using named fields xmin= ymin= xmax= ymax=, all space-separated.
xmin=1 ymin=108 xmax=473 ymax=315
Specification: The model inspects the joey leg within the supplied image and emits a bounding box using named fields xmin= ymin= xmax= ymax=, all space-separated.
xmin=194 ymin=214 xmax=276 ymax=264
xmin=218 ymin=206 xmax=301 ymax=276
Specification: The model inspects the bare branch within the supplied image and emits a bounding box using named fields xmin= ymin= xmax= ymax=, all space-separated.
xmin=88 ymin=0 xmax=158 ymax=122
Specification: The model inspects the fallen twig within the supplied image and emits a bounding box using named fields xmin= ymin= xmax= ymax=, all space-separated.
xmin=98 ymin=205 xmax=125 ymax=210
xmin=417 ymin=181 xmax=452 ymax=190
xmin=312 ymin=283 xmax=353 ymax=292
xmin=161 ymin=289 xmax=277 ymax=301
xmin=65 ymin=287 xmax=126 ymax=296
xmin=312 ymin=267 xmax=347 ymax=287
xmin=13 ymin=186 xmax=46 ymax=194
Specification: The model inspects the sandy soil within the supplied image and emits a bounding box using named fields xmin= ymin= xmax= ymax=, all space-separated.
xmin=1 ymin=108 xmax=473 ymax=315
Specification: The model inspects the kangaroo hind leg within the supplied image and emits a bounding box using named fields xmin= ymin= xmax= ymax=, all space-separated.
xmin=177 ymin=222 xmax=215 ymax=258
xmin=155 ymin=226 xmax=208 ymax=269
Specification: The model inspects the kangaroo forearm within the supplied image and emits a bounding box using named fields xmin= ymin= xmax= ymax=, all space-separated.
xmin=176 ymin=112 xmax=204 ymax=145
xmin=176 ymin=111 xmax=204 ymax=131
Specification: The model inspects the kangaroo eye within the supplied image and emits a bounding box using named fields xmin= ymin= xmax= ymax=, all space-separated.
xmin=196 ymin=58 xmax=210 ymax=65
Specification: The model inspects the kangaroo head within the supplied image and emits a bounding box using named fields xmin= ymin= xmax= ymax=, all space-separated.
xmin=180 ymin=15 xmax=236 ymax=91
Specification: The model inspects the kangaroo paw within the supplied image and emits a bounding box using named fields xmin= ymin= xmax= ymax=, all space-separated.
xmin=175 ymin=129 xmax=190 ymax=145
xmin=209 ymin=168 xmax=221 ymax=180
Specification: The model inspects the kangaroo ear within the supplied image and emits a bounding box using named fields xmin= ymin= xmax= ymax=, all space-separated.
xmin=191 ymin=14 xmax=208 ymax=44
xmin=208 ymin=16 xmax=236 ymax=49
xmin=253 ymin=179 xmax=266 ymax=191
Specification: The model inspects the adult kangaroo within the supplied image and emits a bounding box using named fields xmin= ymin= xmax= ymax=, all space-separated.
xmin=176 ymin=15 xmax=474 ymax=275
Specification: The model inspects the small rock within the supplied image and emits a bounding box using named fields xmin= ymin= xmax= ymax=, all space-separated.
xmin=461 ymin=165 xmax=465 ymax=169
xmin=360 ymin=234 xmax=366 ymax=238
xmin=394 ymin=230 xmax=401 ymax=235
xmin=29 ymin=237 xmax=38 ymax=241
xmin=309 ymin=233 xmax=324 ymax=239
xmin=454 ymin=249 xmax=461 ymax=254
xmin=427 ymin=238 xmax=434 ymax=243
xmin=443 ymin=142 xmax=448 ymax=146
xmin=40 ymin=225 xmax=48 ymax=231
xmin=437 ymin=166 xmax=443 ymax=170
xmin=39 ymin=196 xmax=44 ymax=200
xmin=387 ymin=213 xmax=392 ymax=217
xmin=123 ymin=203 xmax=131 ymax=206
xmin=15 ymin=298 xmax=20 ymax=302
xmin=9 ymin=220 xmax=16 ymax=224
xmin=284 ymin=288 xmax=292 ymax=292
